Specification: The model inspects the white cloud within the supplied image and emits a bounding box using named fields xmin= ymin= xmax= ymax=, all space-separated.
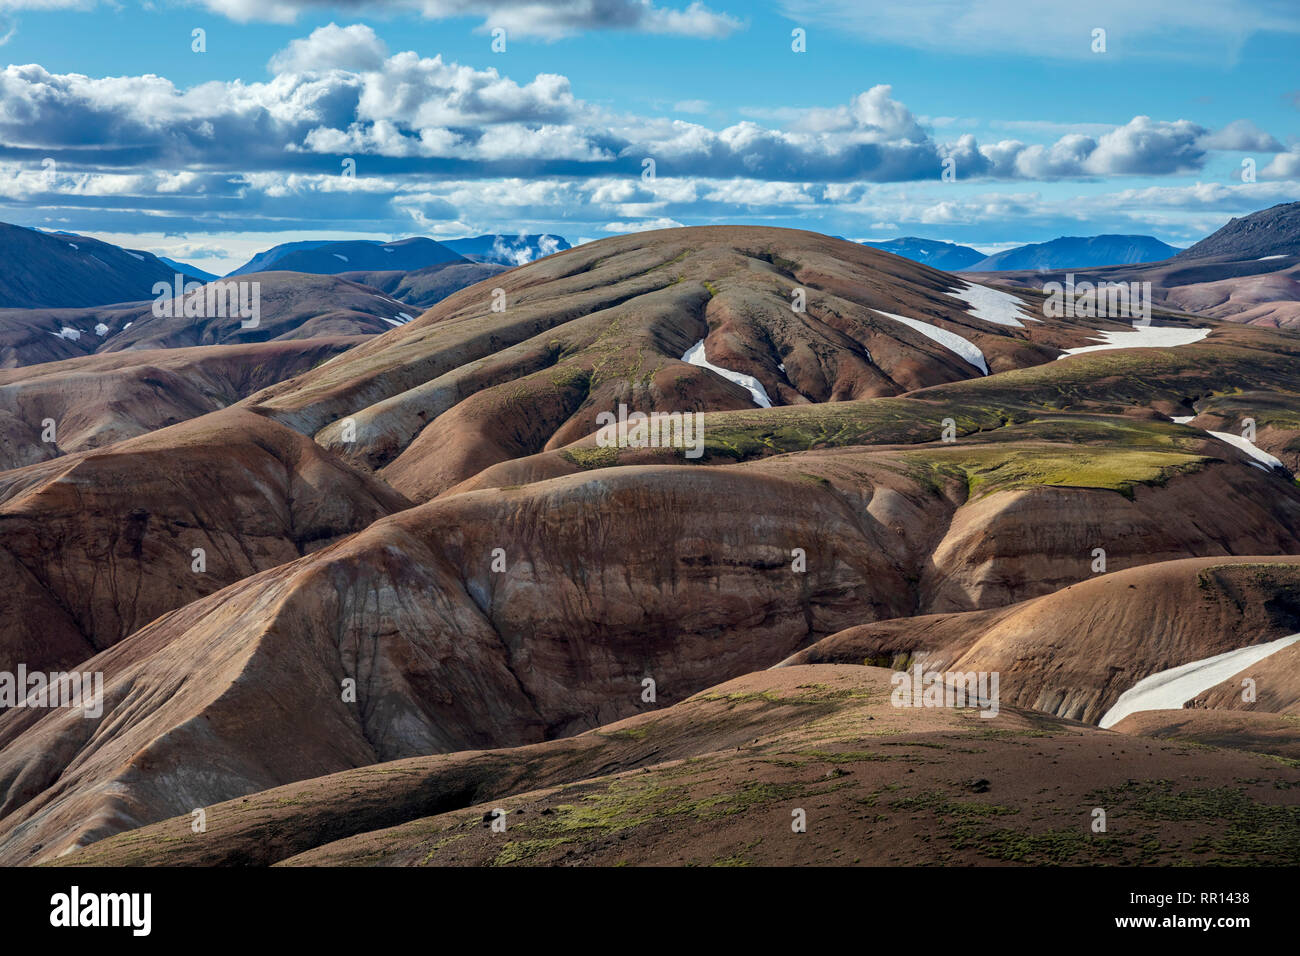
xmin=1262 ymin=146 xmax=1300 ymax=179
xmin=603 ymin=217 xmax=685 ymax=232
xmin=1198 ymin=118 xmax=1283 ymax=152
xmin=268 ymin=23 xmax=390 ymax=74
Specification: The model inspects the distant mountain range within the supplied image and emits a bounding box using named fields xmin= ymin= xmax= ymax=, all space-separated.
xmin=226 ymin=233 xmax=570 ymax=277
xmin=967 ymin=235 xmax=1182 ymax=272
xmin=865 ymin=234 xmax=1181 ymax=272
xmin=860 ymin=238 xmax=985 ymax=270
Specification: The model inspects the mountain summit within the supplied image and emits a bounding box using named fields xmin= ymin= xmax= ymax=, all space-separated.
xmin=1176 ymin=201 xmax=1300 ymax=260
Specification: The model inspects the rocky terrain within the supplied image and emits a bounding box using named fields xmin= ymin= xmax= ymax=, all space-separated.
xmin=0 ymin=224 xmax=1297 ymax=867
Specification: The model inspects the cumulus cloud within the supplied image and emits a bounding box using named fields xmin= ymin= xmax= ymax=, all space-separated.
xmin=603 ymin=217 xmax=685 ymax=232
xmin=1262 ymin=146 xmax=1300 ymax=179
xmin=2 ymin=30 xmax=1291 ymax=246
xmin=268 ymin=23 xmax=390 ymax=73
xmin=0 ymin=42 xmax=1272 ymax=191
xmin=1198 ymin=119 xmax=1284 ymax=152
xmin=974 ymin=117 xmax=1217 ymax=179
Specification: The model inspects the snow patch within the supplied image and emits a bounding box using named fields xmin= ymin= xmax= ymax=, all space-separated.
xmin=94 ymin=323 xmax=109 ymax=337
xmin=126 ymin=252 xmax=143 ymax=261
xmin=1170 ymin=415 xmax=1195 ymax=424
xmin=397 ymin=312 xmax=414 ymax=322
xmin=874 ymin=310 xmax=988 ymax=375
xmin=1099 ymin=633 xmax=1300 ymax=729
xmin=681 ymin=340 xmax=773 ymax=408
xmin=66 ymin=242 xmax=78 ymax=250
xmin=51 ymin=327 xmax=82 ymax=341
xmin=332 ymin=253 xmax=348 ymax=262
xmin=1058 ymin=326 xmax=1210 ymax=358
xmin=951 ymin=282 xmax=1038 ymax=327
xmin=382 ymin=318 xmax=403 ymax=327
xmin=1208 ymin=430 xmax=1286 ymax=471
xmin=123 ymin=322 xmax=133 ymax=330
xmin=1257 ymin=255 xmax=1287 ymax=261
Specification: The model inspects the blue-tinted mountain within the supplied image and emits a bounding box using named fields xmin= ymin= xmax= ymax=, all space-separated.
xmin=860 ymin=237 xmax=985 ymax=270
xmin=159 ymin=257 xmax=218 ymax=282
xmin=0 ymin=223 xmax=207 ymax=309
xmin=968 ymin=235 xmax=1180 ymax=272
xmin=227 ymin=237 xmax=466 ymax=277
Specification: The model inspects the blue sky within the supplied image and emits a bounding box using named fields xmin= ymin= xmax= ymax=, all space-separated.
xmin=0 ymin=0 xmax=1296 ymax=273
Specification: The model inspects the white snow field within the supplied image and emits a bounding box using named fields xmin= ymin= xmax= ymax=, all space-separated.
xmin=1099 ymin=633 xmax=1300 ymax=729
xmin=1208 ymin=430 xmax=1286 ymax=471
xmin=950 ymin=282 xmax=1039 ymax=328
xmin=681 ymin=340 xmax=773 ymax=408
xmin=874 ymin=310 xmax=988 ymax=374
xmin=1058 ymin=326 xmax=1211 ymax=358
xmin=681 ymin=340 xmax=769 ymax=408
xmin=1170 ymin=415 xmax=1195 ymax=424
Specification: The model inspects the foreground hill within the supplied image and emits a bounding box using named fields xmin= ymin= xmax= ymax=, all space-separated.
xmin=0 ymin=223 xmax=206 ymax=310
xmin=3 ymin=360 xmax=1299 ymax=860
xmin=56 ymin=666 xmax=1300 ymax=867
xmin=2 ymin=224 xmax=1299 ymax=867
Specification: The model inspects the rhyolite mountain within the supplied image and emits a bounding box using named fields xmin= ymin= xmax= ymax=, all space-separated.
xmin=0 ymin=222 xmax=207 ymax=309
xmin=337 ymin=260 xmax=509 ymax=310
xmin=1 ymin=225 xmax=1299 ymax=867
xmin=0 ymin=226 xmax=1294 ymax=868
xmin=861 ymin=237 xmax=986 ymax=270
xmin=0 ymin=272 xmax=426 ymax=367
xmin=1176 ymin=201 xmax=1300 ymax=261
xmin=967 ymin=234 xmax=1181 ymax=272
